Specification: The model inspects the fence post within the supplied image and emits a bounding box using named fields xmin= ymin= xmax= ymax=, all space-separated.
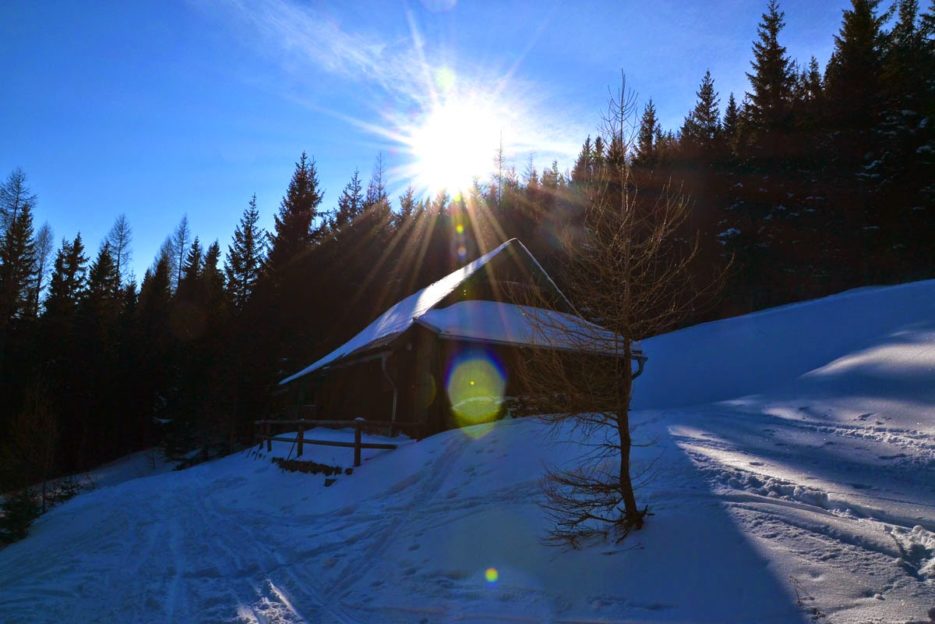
xmin=297 ymin=422 xmax=304 ymax=457
xmin=353 ymin=418 xmax=363 ymax=467
xmin=266 ymin=421 xmax=272 ymax=452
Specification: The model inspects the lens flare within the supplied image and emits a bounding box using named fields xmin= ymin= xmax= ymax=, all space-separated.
xmin=484 ymin=567 xmax=499 ymax=584
xmin=445 ymin=348 xmax=506 ymax=433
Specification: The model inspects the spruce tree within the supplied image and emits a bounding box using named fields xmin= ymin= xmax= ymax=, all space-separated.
xmin=0 ymin=200 xmax=37 ymax=326
xmin=824 ymin=0 xmax=889 ymax=172
xmin=136 ymin=254 xmax=173 ymax=450
xmin=397 ymin=186 xmax=417 ymax=224
xmin=793 ymin=57 xmax=824 ymax=126
xmin=180 ymin=236 xmax=203 ymax=291
xmin=224 ymin=195 xmax=264 ymax=310
xmin=84 ymin=243 xmax=120 ymax=310
xmin=878 ymin=0 xmax=935 ymax=278
xmin=76 ymin=243 xmax=122 ymax=461
xmin=202 ymin=241 xmax=224 ymax=305
xmin=746 ymin=0 xmax=795 ymax=140
xmin=267 ymin=152 xmax=322 ymax=273
xmin=333 ymin=170 xmax=364 ymax=231
xmin=681 ymin=70 xmax=721 ymax=152
xmin=634 ymin=102 xmax=660 ymax=169
xmin=571 ymin=136 xmax=595 ymax=186
xmin=44 ymin=235 xmax=88 ymax=320
xmin=722 ymin=93 xmax=740 ymax=155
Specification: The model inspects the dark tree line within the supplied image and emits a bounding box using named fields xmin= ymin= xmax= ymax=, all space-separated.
xmin=0 ymin=0 xmax=932 ymax=494
xmin=644 ymin=0 xmax=935 ymax=313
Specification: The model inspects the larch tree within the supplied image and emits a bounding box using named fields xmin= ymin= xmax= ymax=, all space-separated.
xmin=0 ymin=169 xmax=35 ymax=233
xmin=28 ymin=223 xmax=54 ymax=318
xmin=171 ymin=216 xmax=191 ymax=291
xmin=106 ymin=214 xmax=133 ymax=294
xmin=518 ymin=79 xmax=723 ymax=545
xmin=365 ymin=153 xmax=388 ymax=208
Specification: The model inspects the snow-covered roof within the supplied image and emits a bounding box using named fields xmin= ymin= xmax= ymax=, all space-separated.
xmin=279 ymin=239 xmax=628 ymax=386
xmin=280 ymin=240 xmax=517 ymax=384
xmin=417 ymin=300 xmax=637 ymax=355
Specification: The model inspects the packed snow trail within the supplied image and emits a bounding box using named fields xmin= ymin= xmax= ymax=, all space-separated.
xmin=1 ymin=279 xmax=934 ymax=623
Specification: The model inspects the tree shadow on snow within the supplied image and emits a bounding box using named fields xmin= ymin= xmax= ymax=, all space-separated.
xmin=613 ymin=417 xmax=811 ymax=623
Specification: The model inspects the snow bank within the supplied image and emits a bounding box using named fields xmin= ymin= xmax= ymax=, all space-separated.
xmin=634 ymin=278 xmax=935 ymax=411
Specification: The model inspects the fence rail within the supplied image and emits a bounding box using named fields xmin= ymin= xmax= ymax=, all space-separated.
xmin=254 ymin=417 xmax=424 ymax=467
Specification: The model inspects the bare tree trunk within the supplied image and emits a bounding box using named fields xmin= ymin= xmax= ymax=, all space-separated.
xmin=617 ymin=340 xmax=643 ymax=531
xmin=616 ymin=408 xmax=641 ymax=529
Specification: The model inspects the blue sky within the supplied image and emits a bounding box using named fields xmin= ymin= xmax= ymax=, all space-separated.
xmin=1 ymin=0 xmax=854 ymax=281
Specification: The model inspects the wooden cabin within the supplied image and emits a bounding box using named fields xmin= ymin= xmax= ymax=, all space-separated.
xmin=277 ymin=239 xmax=645 ymax=435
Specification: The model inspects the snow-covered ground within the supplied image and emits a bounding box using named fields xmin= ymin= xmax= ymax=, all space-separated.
xmin=1 ymin=280 xmax=934 ymax=623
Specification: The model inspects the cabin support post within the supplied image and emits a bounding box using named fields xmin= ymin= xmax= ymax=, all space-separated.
xmin=380 ymin=353 xmax=398 ymax=435
xmin=297 ymin=422 xmax=304 ymax=457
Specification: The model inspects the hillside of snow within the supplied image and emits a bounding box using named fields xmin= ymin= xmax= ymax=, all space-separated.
xmin=1 ymin=280 xmax=934 ymax=623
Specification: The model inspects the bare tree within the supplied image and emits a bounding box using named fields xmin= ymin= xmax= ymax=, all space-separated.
xmin=29 ymin=222 xmax=54 ymax=317
xmin=171 ymin=215 xmax=190 ymax=290
xmin=0 ymin=168 xmax=36 ymax=233
xmin=156 ymin=236 xmax=178 ymax=287
xmin=107 ymin=214 xmax=132 ymax=293
xmin=517 ymin=78 xmax=725 ymax=545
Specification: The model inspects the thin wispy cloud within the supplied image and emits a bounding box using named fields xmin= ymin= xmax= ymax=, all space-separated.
xmin=209 ymin=0 xmax=588 ymax=190
xmin=223 ymin=0 xmax=420 ymax=97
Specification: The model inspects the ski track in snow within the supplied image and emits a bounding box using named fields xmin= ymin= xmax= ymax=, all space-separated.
xmin=666 ymin=404 xmax=935 ymax=622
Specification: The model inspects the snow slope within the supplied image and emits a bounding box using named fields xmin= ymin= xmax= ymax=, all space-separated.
xmin=1 ymin=280 xmax=934 ymax=623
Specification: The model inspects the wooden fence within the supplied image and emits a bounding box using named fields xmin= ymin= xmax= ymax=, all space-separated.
xmin=254 ymin=418 xmax=424 ymax=467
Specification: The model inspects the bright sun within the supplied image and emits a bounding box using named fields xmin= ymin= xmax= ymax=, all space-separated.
xmin=408 ymin=97 xmax=501 ymax=196
xmin=394 ymin=64 xmax=505 ymax=197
